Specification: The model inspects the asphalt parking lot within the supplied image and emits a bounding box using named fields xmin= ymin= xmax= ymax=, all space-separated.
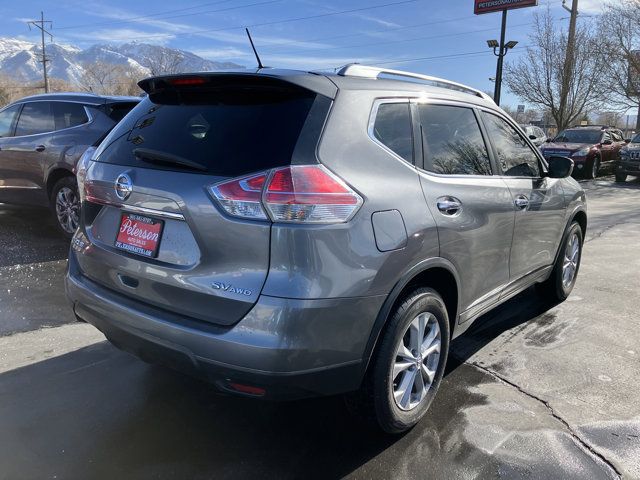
xmin=0 ymin=176 xmax=638 ymax=479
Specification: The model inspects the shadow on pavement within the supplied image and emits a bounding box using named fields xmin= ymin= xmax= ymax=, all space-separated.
xmin=0 ymin=288 xmax=612 ymax=480
xmin=449 ymin=287 xmax=561 ymax=370
xmin=0 ymin=204 xmax=69 ymax=267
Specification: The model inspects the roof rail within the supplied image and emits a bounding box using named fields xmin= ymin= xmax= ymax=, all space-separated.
xmin=337 ymin=64 xmax=495 ymax=103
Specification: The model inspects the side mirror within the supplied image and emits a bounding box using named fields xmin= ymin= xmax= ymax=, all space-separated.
xmin=602 ymin=139 xmax=613 ymax=145
xmin=547 ymin=156 xmax=574 ymax=178
xmin=545 ymin=138 xmax=553 ymax=143
xmin=529 ymin=134 xmax=537 ymax=140
xmin=625 ymin=138 xmax=631 ymax=144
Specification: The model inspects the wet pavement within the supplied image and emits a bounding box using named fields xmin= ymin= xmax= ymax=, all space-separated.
xmin=0 ymin=176 xmax=639 ymax=479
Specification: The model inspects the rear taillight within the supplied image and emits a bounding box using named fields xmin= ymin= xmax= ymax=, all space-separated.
xmin=210 ymin=172 xmax=268 ymax=220
xmin=264 ymin=165 xmax=362 ymax=223
xmin=76 ymin=146 xmax=96 ymax=203
xmin=209 ymin=165 xmax=362 ymax=224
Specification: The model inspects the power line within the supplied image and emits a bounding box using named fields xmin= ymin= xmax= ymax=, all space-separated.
xmin=27 ymin=11 xmax=53 ymax=93
xmin=55 ymin=0 xmax=280 ymax=30
xmin=96 ymin=0 xmax=425 ymax=41
xmin=268 ymin=22 xmax=534 ymax=57
xmin=55 ymin=0 xmax=235 ymax=30
xmin=258 ymin=15 xmax=478 ymax=51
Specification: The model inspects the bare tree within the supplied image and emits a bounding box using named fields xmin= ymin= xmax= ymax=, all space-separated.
xmin=0 ymin=75 xmax=38 ymax=105
xmin=596 ymin=0 xmax=640 ymax=129
xmin=504 ymin=8 xmax=608 ymax=131
xmin=48 ymin=77 xmax=76 ymax=93
xmin=79 ymin=61 xmax=143 ymax=96
xmin=145 ymin=49 xmax=185 ymax=76
xmin=594 ymin=111 xmax=623 ymax=128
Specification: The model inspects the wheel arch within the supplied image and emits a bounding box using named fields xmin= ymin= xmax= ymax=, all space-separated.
xmin=360 ymin=258 xmax=461 ymax=376
xmin=572 ymin=209 xmax=587 ymax=236
xmin=552 ymin=207 xmax=587 ymax=266
xmin=46 ymin=167 xmax=75 ymax=201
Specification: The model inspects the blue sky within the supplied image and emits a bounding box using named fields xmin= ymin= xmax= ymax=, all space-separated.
xmin=1 ymin=0 xmax=609 ymax=107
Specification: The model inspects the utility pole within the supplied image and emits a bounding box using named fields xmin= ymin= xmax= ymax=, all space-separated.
xmin=28 ymin=12 xmax=53 ymax=93
xmin=494 ymin=10 xmax=508 ymax=106
xmin=487 ymin=11 xmax=517 ymax=107
xmin=558 ymin=0 xmax=579 ymax=130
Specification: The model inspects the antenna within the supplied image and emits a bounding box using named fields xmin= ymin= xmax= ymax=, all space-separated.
xmin=245 ymin=28 xmax=264 ymax=70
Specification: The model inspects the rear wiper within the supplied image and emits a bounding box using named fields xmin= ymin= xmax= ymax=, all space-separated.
xmin=133 ymin=148 xmax=207 ymax=172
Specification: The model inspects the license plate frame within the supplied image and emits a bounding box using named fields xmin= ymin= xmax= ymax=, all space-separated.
xmin=114 ymin=212 xmax=164 ymax=258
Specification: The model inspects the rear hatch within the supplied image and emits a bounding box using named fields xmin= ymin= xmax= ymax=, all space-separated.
xmin=78 ymin=73 xmax=334 ymax=326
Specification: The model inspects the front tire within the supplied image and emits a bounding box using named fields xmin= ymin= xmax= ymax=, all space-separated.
xmin=347 ymin=288 xmax=450 ymax=434
xmin=537 ymin=222 xmax=583 ymax=302
xmin=615 ymin=172 xmax=627 ymax=183
xmin=585 ymin=156 xmax=600 ymax=179
xmin=50 ymin=176 xmax=80 ymax=239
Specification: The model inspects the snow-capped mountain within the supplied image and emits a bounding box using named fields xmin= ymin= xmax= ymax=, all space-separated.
xmin=0 ymin=37 xmax=243 ymax=84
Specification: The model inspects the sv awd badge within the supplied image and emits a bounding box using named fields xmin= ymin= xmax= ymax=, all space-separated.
xmin=212 ymin=282 xmax=252 ymax=296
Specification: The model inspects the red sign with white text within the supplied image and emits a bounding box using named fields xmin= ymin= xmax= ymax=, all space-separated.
xmin=474 ymin=0 xmax=538 ymax=15
xmin=115 ymin=213 xmax=164 ymax=258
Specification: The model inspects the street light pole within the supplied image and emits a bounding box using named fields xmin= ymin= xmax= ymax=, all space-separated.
xmin=494 ymin=9 xmax=508 ymax=106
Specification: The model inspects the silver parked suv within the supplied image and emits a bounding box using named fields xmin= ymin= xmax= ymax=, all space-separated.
xmin=65 ymin=65 xmax=587 ymax=433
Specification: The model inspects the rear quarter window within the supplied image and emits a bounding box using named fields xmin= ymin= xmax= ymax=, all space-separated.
xmin=53 ymin=102 xmax=89 ymax=130
xmin=372 ymin=102 xmax=413 ymax=163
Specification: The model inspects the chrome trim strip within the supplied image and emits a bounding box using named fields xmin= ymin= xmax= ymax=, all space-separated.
xmin=87 ymin=197 xmax=185 ymax=221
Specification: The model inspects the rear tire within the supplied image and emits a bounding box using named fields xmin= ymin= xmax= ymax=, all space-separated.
xmin=537 ymin=222 xmax=583 ymax=302
xmin=346 ymin=288 xmax=449 ymax=434
xmin=50 ymin=176 xmax=80 ymax=239
xmin=615 ymin=173 xmax=627 ymax=183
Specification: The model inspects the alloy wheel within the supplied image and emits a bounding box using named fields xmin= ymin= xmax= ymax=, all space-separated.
xmin=391 ymin=312 xmax=441 ymax=411
xmin=562 ymin=232 xmax=580 ymax=288
xmin=55 ymin=186 xmax=80 ymax=234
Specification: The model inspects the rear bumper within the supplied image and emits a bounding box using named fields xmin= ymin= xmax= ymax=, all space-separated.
xmin=615 ymin=160 xmax=640 ymax=175
xmin=65 ymin=251 xmax=385 ymax=400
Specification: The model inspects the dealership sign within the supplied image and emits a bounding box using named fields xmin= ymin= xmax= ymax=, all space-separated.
xmin=474 ymin=0 xmax=538 ymax=15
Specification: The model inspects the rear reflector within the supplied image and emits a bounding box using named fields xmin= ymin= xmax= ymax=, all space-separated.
xmin=228 ymin=382 xmax=266 ymax=396
xmin=209 ymin=165 xmax=362 ymax=224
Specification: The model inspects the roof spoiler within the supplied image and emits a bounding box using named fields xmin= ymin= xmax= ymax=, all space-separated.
xmin=138 ymin=72 xmax=337 ymax=99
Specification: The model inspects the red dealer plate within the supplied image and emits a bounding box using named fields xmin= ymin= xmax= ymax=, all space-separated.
xmin=115 ymin=213 xmax=164 ymax=258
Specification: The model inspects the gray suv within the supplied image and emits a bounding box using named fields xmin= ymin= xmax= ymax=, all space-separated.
xmin=0 ymin=93 xmax=139 ymax=236
xmin=65 ymin=65 xmax=587 ymax=433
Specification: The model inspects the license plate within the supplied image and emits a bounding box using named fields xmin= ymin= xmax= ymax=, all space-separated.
xmin=115 ymin=213 xmax=164 ymax=258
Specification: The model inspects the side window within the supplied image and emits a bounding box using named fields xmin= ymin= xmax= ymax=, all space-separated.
xmin=372 ymin=102 xmax=413 ymax=163
xmin=15 ymin=102 xmax=55 ymax=136
xmin=53 ymin=102 xmax=89 ymax=130
xmin=0 ymin=104 xmax=22 ymax=138
xmin=418 ymin=104 xmax=491 ymax=175
xmin=482 ymin=112 xmax=541 ymax=177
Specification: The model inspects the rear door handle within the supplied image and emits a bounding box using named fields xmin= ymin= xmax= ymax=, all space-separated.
xmin=436 ymin=196 xmax=462 ymax=216
xmin=514 ymin=194 xmax=529 ymax=210
xmin=35 ymin=145 xmax=46 ymax=152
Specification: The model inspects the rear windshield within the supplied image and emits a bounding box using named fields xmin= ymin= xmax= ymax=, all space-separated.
xmin=553 ymin=129 xmax=602 ymax=144
xmin=94 ymin=86 xmax=324 ymax=177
